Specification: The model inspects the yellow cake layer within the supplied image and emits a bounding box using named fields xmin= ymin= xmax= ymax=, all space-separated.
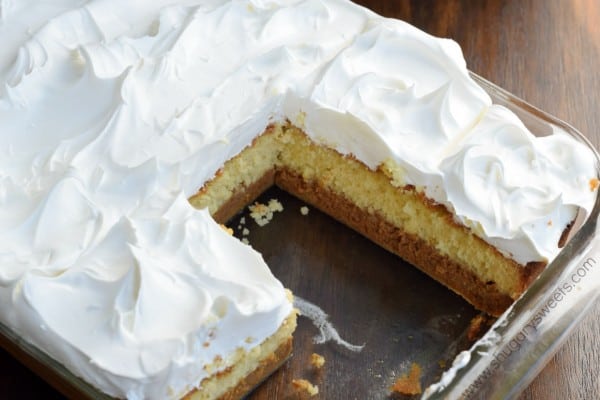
xmin=189 ymin=128 xmax=282 ymax=218
xmin=191 ymin=122 xmax=545 ymax=314
xmin=184 ymin=297 xmax=297 ymax=400
xmin=277 ymin=126 xmax=533 ymax=300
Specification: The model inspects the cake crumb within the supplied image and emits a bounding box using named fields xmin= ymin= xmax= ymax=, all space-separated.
xmin=300 ymin=206 xmax=310 ymax=216
xmin=219 ymin=225 xmax=233 ymax=235
xmin=467 ymin=313 xmax=492 ymax=342
xmin=292 ymin=379 xmax=319 ymax=396
xmin=379 ymin=158 xmax=407 ymax=187
xmin=241 ymin=238 xmax=250 ymax=245
xmin=310 ymin=353 xmax=325 ymax=369
xmin=240 ymin=216 xmax=246 ymax=225
xmin=295 ymin=111 xmax=307 ymax=128
xmin=268 ymin=198 xmax=283 ymax=212
xmin=390 ymin=362 xmax=422 ymax=396
xmin=242 ymin=227 xmax=250 ymax=236
xmin=248 ymin=199 xmax=283 ymax=226
xmin=590 ymin=177 xmax=599 ymax=191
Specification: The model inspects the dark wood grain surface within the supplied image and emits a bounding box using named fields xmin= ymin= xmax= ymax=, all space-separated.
xmin=1 ymin=1 xmax=599 ymax=399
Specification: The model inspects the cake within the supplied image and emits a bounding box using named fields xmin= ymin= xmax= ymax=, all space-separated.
xmin=0 ymin=0 xmax=597 ymax=399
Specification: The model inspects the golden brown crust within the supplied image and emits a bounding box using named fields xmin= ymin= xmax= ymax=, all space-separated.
xmin=182 ymin=327 xmax=294 ymax=400
xmin=275 ymin=168 xmax=528 ymax=316
xmin=215 ymin=338 xmax=292 ymax=400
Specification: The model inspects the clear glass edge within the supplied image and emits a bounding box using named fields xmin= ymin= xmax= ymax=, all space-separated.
xmin=422 ymin=73 xmax=600 ymax=400
xmin=0 ymin=73 xmax=598 ymax=400
xmin=0 ymin=320 xmax=113 ymax=399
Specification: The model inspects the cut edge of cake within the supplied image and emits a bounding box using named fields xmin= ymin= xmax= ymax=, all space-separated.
xmin=191 ymin=122 xmax=563 ymax=318
xmin=183 ymin=295 xmax=297 ymax=400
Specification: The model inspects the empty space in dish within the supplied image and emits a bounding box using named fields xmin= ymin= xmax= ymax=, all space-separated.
xmin=231 ymin=187 xmax=490 ymax=399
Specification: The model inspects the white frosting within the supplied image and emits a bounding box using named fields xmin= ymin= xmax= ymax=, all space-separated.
xmin=0 ymin=0 xmax=597 ymax=399
xmin=439 ymin=105 xmax=598 ymax=264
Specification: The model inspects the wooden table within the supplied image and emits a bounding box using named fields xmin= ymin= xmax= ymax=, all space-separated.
xmin=0 ymin=1 xmax=598 ymax=399
xmin=354 ymin=1 xmax=600 ymax=399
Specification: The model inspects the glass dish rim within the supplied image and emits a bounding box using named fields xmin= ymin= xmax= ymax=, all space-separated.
xmin=422 ymin=72 xmax=600 ymax=399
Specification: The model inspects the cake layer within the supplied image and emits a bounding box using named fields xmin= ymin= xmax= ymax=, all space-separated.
xmin=185 ymin=310 xmax=297 ymax=400
xmin=194 ymin=124 xmax=549 ymax=316
xmin=276 ymin=126 xmax=547 ymax=311
xmin=190 ymin=127 xmax=281 ymax=224
xmin=276 ymin=169 xmax=517 ymax=316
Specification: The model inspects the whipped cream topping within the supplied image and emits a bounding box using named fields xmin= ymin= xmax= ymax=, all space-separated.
xmin=440 ymin=105 xmax=598 ymax=264
xmin=0 ymin=0 xmax=597 ymax=399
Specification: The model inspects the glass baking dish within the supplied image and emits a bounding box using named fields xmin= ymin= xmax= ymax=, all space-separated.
xmin=0 ymin=73 xmax=598 ymax=399
xmin=421 ymin=74 xmax=600 ymax=399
